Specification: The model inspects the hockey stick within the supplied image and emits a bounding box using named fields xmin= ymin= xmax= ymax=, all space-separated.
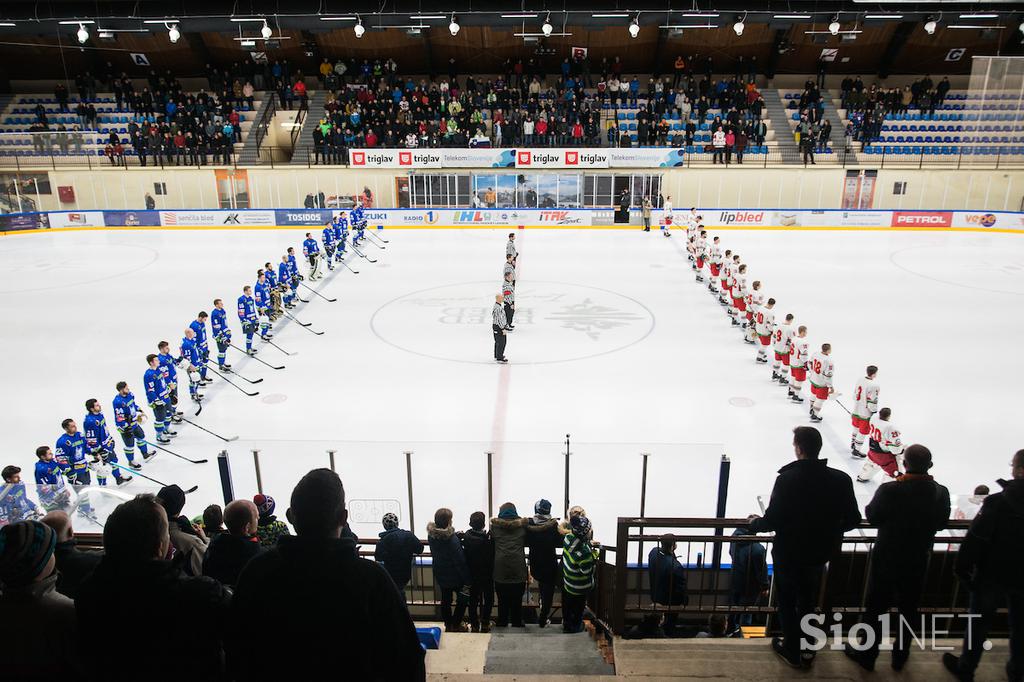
xmin=109 ymin=462 xmax=198 ymax=493
xmin=205 ymin=366 xmax=260 ymax=396
xmin=341 ymin=258 xmax=360 ymax=274
xmin=369 ymin=229 xmax=389 ymax=244
xmin=282 ymin=310 xmax=311 ymax=326
xmin=208 ymin=364 xmax=263 ymax=384
xmin=351 ymin=245 xmax=377 ymax=263
xmin=300 ymin=281 xmax=337 ymax=302
xmin=180 ymin=416 xmax=238 ymax=442
xmin=263 ymin=338 xmax=297 ymax=356
xmin=293 ymin=293 xmax=310 ymax=303
xmin=835 ymin=398 xmax=852 ymax=416
xmin=141 ymin=439 xmax=209 ymax=464
xmin=228 ymin=343 xmax=285 ymax=369
xmin=364 ymin=232 xmax=386 ymax=249
xmin=283 ymin=310 xmax=325 ymax=335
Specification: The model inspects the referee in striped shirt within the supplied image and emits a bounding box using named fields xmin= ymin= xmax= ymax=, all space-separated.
xmin=504 ymin=255 xmax=516 ymax=287
xmin=492 ymin=294 xmax=509 ymax=363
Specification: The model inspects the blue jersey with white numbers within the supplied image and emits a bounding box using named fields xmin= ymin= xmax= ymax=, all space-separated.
xmin=237 ymin=295 xmax=257 ymax=323
xmin=334 ymin=214 xmax=348 ymax=231
xmin=265 ymin=269 xmax=277 ymax=287
xmin=0 ymin=482 xmax=39 ymax=523
xmin=303 ymin=238 xmax=320 ymax=257
xmin=254 ymin=281 xmax=271 ymax=309
xmin=351 ymin=206 xmax=365 ymax=226
xmin=189 ymin=319 xmax=208 ymax=349
xmin=83 ymin=412 xmax=115 ymax=452
xmin=211 ymin=308 xmax=230 ymax=339
xmin=112 ymin=392 xmax=141 ymax=430
xmin=35 ymin=460 xmax=65 ymax=487
xmin=287 ymin=255 xmax=300 ymax=277
xmin=322 ymin=227 xmax=335 ymax=246
xmin=278 ymin=262 xmax=292 ymax=288
xmin=54 ymin=432 xmax=89 ymax=475
xmin=158 ymin=351 xmax=178 ymax=382
xmin=180 ymin=336 xmax=202 ymax=366
xmin=144 ymin=367 xmax=170 ymax=404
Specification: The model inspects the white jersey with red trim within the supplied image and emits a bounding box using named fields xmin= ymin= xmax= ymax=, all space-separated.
xmin=773 ymin=323 xmax=795 ymax=354
xmin=721 ymin=260 xmax=733 ymax=283
xmin=755 ymin=307 xmax=775 ymax=337
xmin=852 ymin=378 xmax=880 ymax=420
xmin=746 ymin=288 xmax=763 ymax=315
xmin=809 ymin=352 xmax=834 ymax=389
xmin=694 ymin=235 xmax=707 ymax=258
xmin=791 ymin=336 xmax=810 ymax=370
xmin=709 ymin=243 xmax=723 ymax=266
xmin=733 ymin=273 xmax=747 ymax=300
xmin=727 ymin=262 xmax=740 ymax=289
xmin=868 ymin=415 xmax=903 ymax=455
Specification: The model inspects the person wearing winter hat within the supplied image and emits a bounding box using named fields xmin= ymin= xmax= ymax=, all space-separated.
xmin=562 ymin=515 xmax=599 ymax=633
xmin=375 ymin=511 xmax=424 ymax=601
xmin=460 ymin=511 xmax=495 ymax=632
xmin=526 ymin=498 xmax=562 ymax=627
xmin=157 ymin=483 xmax=208 ymax=576
xmin=490 ymin=502 xmax=552 ymax=627
xmin=0 ymin=520 xmax=79 ymax=679
xmin=427 ymin=507 xmax=471 ymax=631
xmin=253 ymin=493 xmax=292 ymax=548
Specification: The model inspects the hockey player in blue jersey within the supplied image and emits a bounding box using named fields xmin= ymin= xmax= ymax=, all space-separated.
xmin=254 ymin=271 xmax=274 ymax=341
xmin=322 ymin=222 xmax=336 ymax=270
xmin=189 ymin=312 xmax=212 ymax=384
xmin=351 ymin=202 xmax=367 ymax=244
xmin=210 ymin=298 xmax=233 ymax=371
xmin=332 ymin=213 xmax=348 ymax=261
xmin=287 ymin=246 xmax=303 ymax=281
xmin=144 ymin=353 xmax=173 ymax=442
xmin=237 ymin=285 xmax=259 ymax=355
xmin=34 ymin=446 xmax=72 ymax=513
xmin=303 ymin=232 xmax=323 ymax=280
xmin=157 ymin=341 xmax=183 ymax=425
xmin=278 ymin=256 xmax=296 ymax=309
xmin=113 ymin=381 xmax=154 ymax=467
xmin=180 ymin=327 xmax=205 ymax=403
xmin=55 ymin=418 xmax=102 ymax=517
xmin=83 ymin=398 xmax=132 ymax=484
xmin=1 ymin=465 xmax=41 ymax=525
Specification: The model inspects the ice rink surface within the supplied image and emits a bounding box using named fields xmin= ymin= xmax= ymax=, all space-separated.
xmin=2 ymin=225 xmax=1022 ymax=543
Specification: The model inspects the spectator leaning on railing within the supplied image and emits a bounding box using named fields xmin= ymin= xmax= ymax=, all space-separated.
xmin=460 ymin=511 xmax=495 ymax=633
xmin=525 ymin=498 xmax=563 ymax=627
xmin=427 ymin=507 xmax=471 ymax=632
xmin=40 ymin=510 xmax=101 ymax=600
xmin=562 ymin=514 xmax=598 ymax=634
xmin=201 ymin=498 xmax=262 ymax=588
xmin=157 ymin=483 xmax=208 ymax=576
xmin=375 ymin=511 xmax=424 ymax=601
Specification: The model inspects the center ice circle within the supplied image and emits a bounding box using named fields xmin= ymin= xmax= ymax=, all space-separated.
xmin=370 ymin=280 xmax=655 ymax=365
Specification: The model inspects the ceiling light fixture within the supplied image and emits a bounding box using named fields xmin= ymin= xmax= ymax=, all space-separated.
xmin=261 ymin=20 xmax=273 ymax=39
xmin=542 ymin=12 xmax=553 ymax=36
xmin=628 ymin=16 xmax=640 ymax=38
xmin=168 ymin=23 xmax=180 ymax=42
xmin=829 ymin=16 xmax=842 ymax=34
xmin=76 ymin=23 xmax=89 ymax=43
xmin=449 ymin=14 xmax=460 ymax=35
xmin=354 ymin=16 xmax=365 ymax=37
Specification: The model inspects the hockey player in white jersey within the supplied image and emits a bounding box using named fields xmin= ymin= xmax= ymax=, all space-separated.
xmin=732 ymin=264 xmax=749 ymax=330
xmin=661 ymin=195 xmax=673 ymax=237
xmin=694 ymin=230 xmax=708 ymax=281
xmin=808 ymin=343 xmax=834 ymax=422
xmin=708 ymin=237 xmax=723 ymax=293
xmin=772 ymin=314 xmax=796 ymax=384
xmin=754 ymin=298 xmax=776 ymax=364
xmin=788 ymin=326 xmax=810 ymax=402
xmin=725 ymin=254 xmax=742 ymax=322
xmin=850 ymin=366 xmax=880 ymax=457
xmin=744 ymin=281 xmax=762 ymax=344
xmin=857 ymin=407 xmax=904 ymax=482
xmin=718 ymin=250 xmax=733 ymax=305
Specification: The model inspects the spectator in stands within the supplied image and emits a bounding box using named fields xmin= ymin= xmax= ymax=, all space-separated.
xmin=157 ymin=484 xmax=208 ymax=576
xmin=461 ymin=511 xmax=495 ymax=632
xmin=728 ymin=529 xmax=768 ymax=631
xmin=230 ymin=468 xmax=425 ymax=680
xmin=202 ymin=504 xmax=225 ymax=539
xmin=845 ymin=444 xmax=950 ymax=672
xmin=747 ymin=426 xmax=861 ymax=669
xmin=375 ymin=511 xmax=424 ymax=601
xmin=0 ymin=520 xmax=78 ymax=679
xmin=54 ymin=83 xmax=69 ymax=113
xmin=801 ymin=133 xmax=816 ymax=166
xmin=526 ymin=499 xmax=562 ymax=627
xmin=696 ymin=613 xmax=731 ymax=638
xmin=648 ymin=534 xmax=688 ymax=635
xmin=712 ymin=126 xmax=726 ymax=164
xmin=944 ymin=449 xmax=1024 ymax=681
xmin=427 ymin=507 xmax=471 ymax=632
xmin=78 ymin=494 xmax=230 ymax=680
xmin=491 ymin=502 xmax=533 ymax=627
xmin=253 ymin=493 xmax=291 ymax=547
xmin=562 ymin=514 xmax=598 ymax=633
xmin=202 ymin=499 xmax=262 ymax=588
xmin=40 ymin=510 xmax=101 ymax=600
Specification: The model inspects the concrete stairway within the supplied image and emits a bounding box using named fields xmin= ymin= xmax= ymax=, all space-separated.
xmin=761 ymin=89 xmax=800 ymax=157
xmin=614 ymin=636 xmax=1012 ymax=681
xmin=236 ymin=94 xmax=274 ymax=165
xmin=288 ymin=90 xmax=327 ymax=166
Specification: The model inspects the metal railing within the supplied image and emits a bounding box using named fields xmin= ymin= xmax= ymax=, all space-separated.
xmin=250 ymin=97 xmax=278 ymax=153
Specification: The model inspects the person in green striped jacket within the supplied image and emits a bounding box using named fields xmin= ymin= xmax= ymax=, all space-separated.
xmin=561 ymin=514 xmax=598 ymax=633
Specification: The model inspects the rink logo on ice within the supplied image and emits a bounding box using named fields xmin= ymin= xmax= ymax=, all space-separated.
xmin=717 ymin=211 xmax=765 ymax=226
xmin=544 ymin=298 xmax=646 ymax=340
xmin=891 ymin=211 xmax=953 ymax=227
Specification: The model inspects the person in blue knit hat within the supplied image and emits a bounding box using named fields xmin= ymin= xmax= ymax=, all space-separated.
xmin=526 ymin=498 xmax=562 ymax=627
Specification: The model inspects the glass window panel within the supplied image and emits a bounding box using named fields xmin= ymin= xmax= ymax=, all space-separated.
xmin=495 ymin=175 xmax=517 ymax=208
xmin=537 ymin=175 xmax=558 ymax=209
xmin=557 ymin=174 xmax=581 ymax=208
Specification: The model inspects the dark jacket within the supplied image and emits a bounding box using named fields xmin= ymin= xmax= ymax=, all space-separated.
xmin=956 ymin=478 xmax=1024 ymax=591
xmin=866 ymin=473 xmax=950 ymax=574
xmin=0 ymin=573 xmax=78 ymax=679
xmin=491 ymin=516 xmax=529 ymax=584
xmin=375 ymin=527 xmax=424 ymax=587
xmin=202 ymin=532 xmax=263 ymax=587
xmin=525 ymin=518 xmax=564 ymax=583
xmin=729 ymin=531 xmax=769 ymax=600
xmin=230 ymin=534 xmax=425 ymax=681
xmin=647 ymin=547 xmax=688 ymax=606
xmin=460 ymin=528 xmax=495 ymax=585
xmin=53 ymin=539 xmax=102 ymax=600
xmin=427 ymin=522 xmax=470 ymax=589
xmin=76 ymin=558 xmax=231 ymax=681
xmin=749 ymin=458 xmax=862 ymax=567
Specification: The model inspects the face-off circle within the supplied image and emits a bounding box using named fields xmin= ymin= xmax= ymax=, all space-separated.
xmin=370 ymin=280 xmax=655 ymax=365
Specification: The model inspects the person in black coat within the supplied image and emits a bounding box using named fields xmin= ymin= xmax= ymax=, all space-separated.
xmin=525 ymin=499 xmax=562 ymax=627
xmin=648 ymin=534 xmax=688 ymax=634
xmin=427 ymin=507 xmax=471 ymax=632
xmin=76 ymin=494 xmax=232 ymax=682
xmin=845 ymin=444 xmax=950 ymax=672
xmin=374 ymin=512 xmax=424 ymax=600
xmin=229 ymin=469 xmax=425 ymax=681
xmin=748 ymin=426 xmax=861 ymax=668
xmin=202 ymin=499 xmax=263 ymax=588
xmin=41 ymin=510 xmax=102 ymax=600
xmin=944 ymin=449 xmax=1024 ymax=681
xmin=728 ymin=528 xmax=768 ymax=631
xmin=460 ymin=511 xmax=495 ymax=632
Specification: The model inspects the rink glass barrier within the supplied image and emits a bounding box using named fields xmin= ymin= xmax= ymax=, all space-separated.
xmin=0 ymin=482 xmax=161 ymax=532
